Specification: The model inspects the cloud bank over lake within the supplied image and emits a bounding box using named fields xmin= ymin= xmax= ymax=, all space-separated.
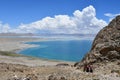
xmin=0 ymin=5 xmax=107 ymax=34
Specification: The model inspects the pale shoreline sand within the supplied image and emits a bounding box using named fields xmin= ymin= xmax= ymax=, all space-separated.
xmin=0 ymin=37 xmax=74 ymax=66
xmin=0 ymin=37 xmax=42 ymax=52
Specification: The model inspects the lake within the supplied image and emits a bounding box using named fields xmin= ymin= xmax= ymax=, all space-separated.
xmin=20 ymin=40 xmax=93 ymax=62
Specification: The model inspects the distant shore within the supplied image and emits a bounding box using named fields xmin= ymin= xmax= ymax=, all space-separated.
xmin=0 ymin=37 xmax=43 ymax=52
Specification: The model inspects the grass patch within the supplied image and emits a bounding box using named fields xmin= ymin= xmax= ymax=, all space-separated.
xmin=0 ymin=51 xmax=38 ymax=60
xmin=0 ymin=51 xmax=22 ymax=57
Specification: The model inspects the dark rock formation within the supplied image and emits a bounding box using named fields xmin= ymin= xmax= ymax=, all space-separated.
xmin=77 ymin=15 xmax=120 ymax=66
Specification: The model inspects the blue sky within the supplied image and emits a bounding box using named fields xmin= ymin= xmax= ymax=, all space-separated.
xmin=0 ymin=0 xmax=120 ymax=34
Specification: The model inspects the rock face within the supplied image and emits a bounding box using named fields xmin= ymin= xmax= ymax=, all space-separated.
xmin=81 ymin=15 xmax=120 ymax=64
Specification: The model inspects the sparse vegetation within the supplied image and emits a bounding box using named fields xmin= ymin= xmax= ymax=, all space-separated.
xmin=0 ymin=51 xmax=40 ymax=60
xmin=0 ymin=51 xmax=22 ymax=57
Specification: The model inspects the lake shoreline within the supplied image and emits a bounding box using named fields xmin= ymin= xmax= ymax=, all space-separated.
xmin=0 ymin=37 xmax=75 ymax=66
xmin=19 ymin=39 xmax=92 ymax=62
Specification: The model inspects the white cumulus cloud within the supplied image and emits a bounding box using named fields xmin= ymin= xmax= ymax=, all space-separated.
xmin=104 ymin=13 xmax=120 ymax=22
xmin=0 ymin=22 xmax=11 ymax=33
xmin=1 ymin=5 xmax=107 ymax=34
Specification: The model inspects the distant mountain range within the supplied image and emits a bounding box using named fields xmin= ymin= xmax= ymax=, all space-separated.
xmin=0 ymin=33 xmax=35 ymax=36
xmin=0 ymin=33 xmax=96 ymax=37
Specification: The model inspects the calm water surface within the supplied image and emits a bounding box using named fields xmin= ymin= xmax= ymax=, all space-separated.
xmin=20 ymin=40 xmax=93 ymax=62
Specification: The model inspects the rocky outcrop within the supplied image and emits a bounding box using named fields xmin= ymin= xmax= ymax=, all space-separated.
xmin=48 ymin=74 xmax=67 ymax=80
xmin=79 ymin=15 xmax=120 ymax=65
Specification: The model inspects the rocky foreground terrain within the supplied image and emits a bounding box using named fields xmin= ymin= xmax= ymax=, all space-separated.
xmin=0 ymin=16 xmax=120 ymax=80
xmin=0 ymin=61 xmax=119 ymax=80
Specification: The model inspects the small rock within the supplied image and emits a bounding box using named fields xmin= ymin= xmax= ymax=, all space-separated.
xmin=25 ymin=74 xmax=38 ymax=80
xmin=56 ymin=63 xmax=69 ymax=67
xmin=48 ymin=74 xmax=67 ymax=80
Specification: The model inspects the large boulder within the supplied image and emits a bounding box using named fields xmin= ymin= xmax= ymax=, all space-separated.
xmin=77 ymin=15 xmax=120 ymax=66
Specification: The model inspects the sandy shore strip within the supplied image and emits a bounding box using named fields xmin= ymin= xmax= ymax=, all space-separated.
xmin=0 ymin=37 xmax=44 ymax=52
xmin=0 ymin=37 xmax=74 ymax=66
xmin=0 ymin=55 xmax=74 ymax=67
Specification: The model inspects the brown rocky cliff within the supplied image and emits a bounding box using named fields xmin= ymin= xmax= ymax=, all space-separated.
xmin=79 ymin=15 xmax=120 ymax=65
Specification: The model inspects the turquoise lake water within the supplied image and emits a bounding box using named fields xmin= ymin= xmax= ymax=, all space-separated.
xmin=20 ymin=40 xmax=93 ymax=62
